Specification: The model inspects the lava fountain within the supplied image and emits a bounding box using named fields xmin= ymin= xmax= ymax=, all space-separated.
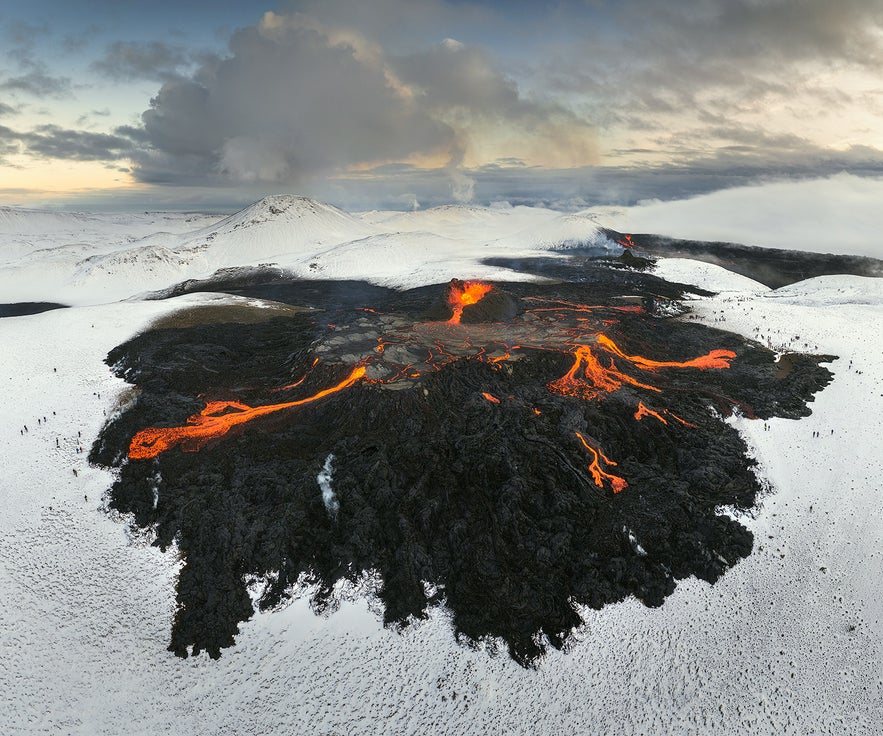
xmin=446 ymin=279 xmax=493 ymax=324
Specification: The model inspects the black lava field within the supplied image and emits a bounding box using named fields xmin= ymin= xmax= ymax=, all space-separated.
xmin=91 ymin=259 xmax=834 ymax=665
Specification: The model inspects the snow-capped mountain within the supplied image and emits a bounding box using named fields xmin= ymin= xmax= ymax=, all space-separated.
xmin=0 ymin=196 xmax=602 ymax=306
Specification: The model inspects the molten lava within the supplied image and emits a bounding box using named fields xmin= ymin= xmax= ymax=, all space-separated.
xmin=549 ymin=344 xmax=659 ymax=400
xmin=129 ymin=365 xmax=366 ymax=459
xmin=634 ymin=401 xmax=668 ymax=424
xmin=548 ymin=335 xmax=734 ymax=431
xmin=632 ymin=402 xmax=697 ymax=428
xmin=666 ymin=411 xmax=698 ymax=428
xmin=99 ymin=274 xmax=838 ymax=667
xmin=575 ymin=432 xmax=627 ymax=493
xmin=597 ymin=335 xmax=735 ymax=371
xmin=271 ymin=375 xmax=306 ymax=392
xmin=126 ymin=281 xmax=739 ymax=501
xmin=447 ymin=280 xmax=492 ymax=324
xmin=616 ymin=234 xmax=636 ymax=249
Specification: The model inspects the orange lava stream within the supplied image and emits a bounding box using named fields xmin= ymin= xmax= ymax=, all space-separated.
xmin=575 ymin=431 xmax=628 ymax=493
xmin=129 ymin=365 xmax=367 ymax=460
xmin=126 ymin=285 xmax=737 ymax=484
xmin=523 ymin=298 xmax=644 ymax=316
xmin=271 ymin=375 xmax=306 ymax=392
xmin=634 ymin=401 xmax=668 ymax=424
xmin=548 ymin=344 xmax=660 ymax=400
xmin=447 ymin=281 xmax=493 ymax=324
xmin=597 ymin=335 xmax=736 ymax=371
xmin=665 ymin=410 xmax=698 ymax=428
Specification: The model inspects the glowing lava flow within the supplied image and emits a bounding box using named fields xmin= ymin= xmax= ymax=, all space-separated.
xmin=271 ymin=375 xmax=306 ymax=392
xmin=548 ymin=345 xmax=660 ymax=400
xmin=574 ymin=431 xmax=627 ymax=493
xmin=632 ymin=402 xmax=696 ymax=427
xmin=634 ymin=401 xmax=667 ymax=424
xmin=126 ymin=284 xmax=738 ymax=490
xmin=129 ymin=365 xmax=367 ymax=460
xmin=447 ymin=280 xmax=493 ymax=324
xmin=550 ymin=336 xmax=736 ymax=402
xmin=666 ymin=412 xmax=698 ymax=428
xmin=597 ymin=335 xmax=735 ymax=371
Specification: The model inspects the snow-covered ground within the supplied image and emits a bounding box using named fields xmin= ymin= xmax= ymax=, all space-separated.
xmin=587 ymin=173 xmax=883 ymax=258
xmin=0 ymin=201 xmax=881 ymax=735
xmin=0 ymin=196 xmax=609 ymax=306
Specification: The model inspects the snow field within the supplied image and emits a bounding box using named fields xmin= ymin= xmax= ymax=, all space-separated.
xmin=0 ymin=198 xmax=602 ymax=307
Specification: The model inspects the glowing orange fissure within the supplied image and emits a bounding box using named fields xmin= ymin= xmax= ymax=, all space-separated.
xmin=548 ymin=344 xmax=660 ymax=400
xmin=127 ymin=290 xmax=736 ymax=477
xmin=545 ymin=335 xmax=736 ymax=486
xmin=633 ymin=402 xmax=697 ymax=428
xmin=522 ymin=297 xmax=644 ymax=316
xmin=271 ymin=375 xmax=306 ymax=392
xmin=575 ymin=431 xmax=627 ymax=493
xmin=548 ymin=336 xmax=735 ymax=401
xmin=128 ymin=365 xmax=367 ymax=460
xmin=447 ymin=281 xmax=493 ymax=324
xmin=634 ymin=401 xmax=667 ymax=424
xmin=597 ymin=334 xmax=735 ymax=371
xmin=667 ymin=411 xmax=698 ymax=428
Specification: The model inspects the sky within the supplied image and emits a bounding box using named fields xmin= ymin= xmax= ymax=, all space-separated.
xmin=1 ymin=0 xmax=883 ymax=212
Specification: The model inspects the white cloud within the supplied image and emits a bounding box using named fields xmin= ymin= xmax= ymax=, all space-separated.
xmin=127 ymin=8 xmax=595 ymax=187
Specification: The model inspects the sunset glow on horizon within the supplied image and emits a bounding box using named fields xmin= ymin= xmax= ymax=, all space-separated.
xmin=1 ymin=1 xmax=882 ymax=212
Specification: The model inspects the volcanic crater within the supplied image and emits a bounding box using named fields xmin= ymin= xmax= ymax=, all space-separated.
xmin=91 ymin=267 xmax=834 ymax=665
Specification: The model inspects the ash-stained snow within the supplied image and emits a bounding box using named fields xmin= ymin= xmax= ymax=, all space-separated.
xmin=0 ymin=202 xmax=881 ymax=735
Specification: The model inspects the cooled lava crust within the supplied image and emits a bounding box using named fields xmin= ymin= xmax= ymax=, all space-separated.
xmin=91 ymin=273 xmax=834 ymax=665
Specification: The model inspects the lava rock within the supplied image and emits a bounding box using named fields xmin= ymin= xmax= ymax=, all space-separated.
xmin=91 ymin=276 xmax=834 ymax=665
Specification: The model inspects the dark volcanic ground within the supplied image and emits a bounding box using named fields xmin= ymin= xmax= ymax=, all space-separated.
xmin=0 ymin=301 xmax=67 ymax=318
xmin=599 ymin=228 xmax=883 ymax=288
xmin=91 ymin=262 xmax=834 ymax=665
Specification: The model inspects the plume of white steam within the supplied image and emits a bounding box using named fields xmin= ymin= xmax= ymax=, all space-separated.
xmin=449 ymin=169 xmax=475 ymax=203
xmin=396 ymin=193 xmax=420 ymax=210
xmin=317 ymin=453 xmax=339 ymax=519
xmin=446 ymin=139 xmax=475 ymax=203
xmin=218 ymin=136 xmax=292 ymax=183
